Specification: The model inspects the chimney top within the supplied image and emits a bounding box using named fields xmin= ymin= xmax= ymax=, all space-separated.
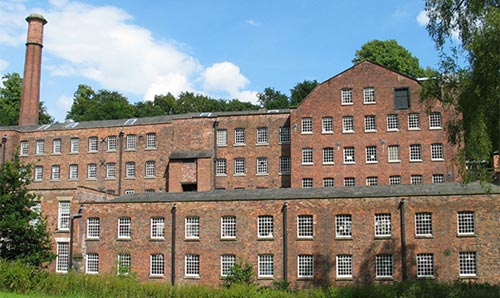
xmin=26 ymin=14 xmax=47 ymax=25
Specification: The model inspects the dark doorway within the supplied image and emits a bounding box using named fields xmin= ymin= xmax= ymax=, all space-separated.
xmin=182 ymin=183 xmax=197 ymax=192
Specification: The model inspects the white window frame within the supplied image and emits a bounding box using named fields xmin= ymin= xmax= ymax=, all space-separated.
xmin=151 ymin=217 xmax=165 ymax=239
xmin=36 ymin=140 xmax=45 ymax=155
xmin=387 ymin=114 xmax=399 ymax=131
xmin=126 ymin=134 xmax=136 ymax=150
xmin=279 ymin=127 xmax=290 ymax=144
xmin=34 ymin=166 xmax=43 ymax=181
xmin=53 ymin=139 xmax=62 ymax=154
xmin=459 ymin=252 xmax=477 ymax=277
xmin=234 ymin=158 xmax=245 ymax=175
xmin=256 ymin=157 xmax=268 ymax=175
xmin=185 ymin=216 xmax=200 ymax=239
xmin=185 ymin=254 xmax=200 ymax=277
xmin=234 ymin=128 xmax=246 ymax=145
xmin=88 ymin=136 xmax=98 ymax=152
xmin=297 ymin=255 xmax=314 ymax=278
xmin=429 ymin=112 xmax=442 ymax=129
xmin=221 ymin=255 xmax=236 ymax=277
xmin=257 ymin=127 xmax=268 ymax=144
xmin=146 ymin=133 xmax=157 ymax=149
xmin=297 ymin=215 xmax=313 ymax=238
xmin=302 ymin=178 xmax=313 ymax=188
xmin=342 ymin=116 xmax=354 ymax=133
xmin=457 ymin=211 xmax=475 ymax=236
xmin=375 ymin=254 xmax=393 ymax=278
xmin=409 ymin=144 xmax=422 ymax=161
xmin=107 ymin=135 xmax=117 ymax=151
xmin=150 ymin=254 xmax=164 ymax=276
xmin=87 ymin=217 xmax=100 ymax=239
xmin=118 ymin=217 xmax=131 ymax=239
xmin=432 ymin=174 xmax=445 ymax=183
xmin=145 ymin=160 xmax=156 ymax=177
xmin=86 ymin=253 xmax=99 ymax=274
xmin=388 ymin=145 xmax=401 ymax=163
xmin=279 ymin=157 xmax=290 ymax=175
xmin=323 ymin=147 xmax=334 ymax=164
xmin=411 ymin=175 xmax=423 ymax=184
xmin=364 ymin=115 xmax=376 ymax=132
xmin=221 ymin=216 xmax=236 ymax=239
xmin=58 ymin=201 xmax=70 ymax=230
xmin=415 ymin=212 xmax=433 ymax=236
xmin=302 ymin=148 xmax=313 ymax=165
xmin=365 ymin=146 xmax=378 ymax=163
xmin=366 ymin=176 xmax=378 ymax=186
xmin=258 ymin=215 xmax=274 ymax=238
xmin=106 ymin=163 xmax=116 ymax=179
xmin=51 ymin=165 xmax=61 ymax=180
xmin=363 ymin=87 xmax=375 ymax=104
xmin=416 ymin=253 xmax=434 ymax=278
xmin=408 ymin=113 xmax=420 ymax=130
xmin=216 ymin=129 xmax=227 ymax=146
xmin=70 ymin=138 xmax=79 ymax=153
xmin=322 ymin=117 xmax=333 ymax=133
xmin=323 ymin=177 xmax=335 ymax=187
xmin=341 ymin=89 xmax=353 ymax=105
xmin=343 ymin=147 xmax=355 ymax=164
xmin=20 ymin=141 xmax=29 ymax=156
xmin=258 ymin=254 xmax=274 ymax=278
xmin=117 ymin=254 xmax=131 ymax=275
xmin=69 ymin=164 xmax=78 ymax=180
xmin=56 ymin=242 xmax=69 ymax=273
xmin=335 ymin=214 xmax=352 ymax=238
xmin=344 ymin=177 xmax=355 ymax=187
xmin=215 ymin=159 xmax=227 ymax=176
xmin=389 ymin=175 xmax=401 ymax=185
xmin=336 ymin=255 xmax=353 ymax=278
xmin=125 ymin=162 xmax=136 ymax=178
xmin=431 ymin=143 xmax=444 ymax=160
xmin=301 ymin=117 xmax=313 ymax=134
xmin=375 ymin=214 xmax=392 ymax=237
xmin=87 ymin=163 xmax=97 ymax=179
xmin=124 ymin=189 xmax=135 ymax=195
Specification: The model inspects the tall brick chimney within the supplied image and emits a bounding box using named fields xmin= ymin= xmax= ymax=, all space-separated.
xmin=19 ymin=14 xmax=47 ymax=126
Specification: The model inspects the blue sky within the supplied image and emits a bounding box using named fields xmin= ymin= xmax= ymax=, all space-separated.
xmin=0 ymin=0 xmax=435 ymax=122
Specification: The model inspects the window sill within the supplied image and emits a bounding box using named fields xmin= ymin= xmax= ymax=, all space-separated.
xmin=256 ymin=173 xmax=269 ymax=176
xmin=87 ymin=151 xmax=98 ymax=154
xmin=301 ymin=132 xmax=313 ymax=135
xmin=408 ymin=128 xmax=421 ymax=131
xmin=342 ymin=131 xmax=354 ymax=134
xmin=68 ymin=178 xmax=79 ymax=181
xmin=144 ymin=176 xmax=156 ymax=179
xmin=256 ymin=143 xmax=269 ymax=146
xmin=279 ymin=142 xmax=291 ymax=145
xmin=234 ymin=174 xmax=246 ymax=177
xmin=388 ymin=160 xmax=401 ymax=163
xmin=322 ymin=131 xmax=334 ymax=134
xmin=184 ymin=275 xmax=200 ymax=279
xmin=366 ymin=161 xmax=378 ymax=164
xmin=145 ymin=147 xmax=157 ymax=151
xmin=216 ymin=174 xmax=227 ymax=177
xmin=429 ymin=127 xmax=442 ymax=130
xmin=323 ymin=162 xmax=335 ymax=165
xmin=364 ymin=102 xmax=376 ymax=105
xmin=343 ymin=162 xmax=356 ymax=165
xmin=124 ymin=177 xmax=136 ymax=180
xmin=341 ymin=103 xmax=353 ymax=106
xmin=217 ymin=144 xmax=228 ymax=147
xmin=387 ymin=129 xmax=399 ymax=132
xmin=302 ymin=163 xmax=314 ymax=166
xmin=431 ymin=159 xmax=444 ymax=162
xmin=125 ymin=149 xmax=136 ymax=152
xmin=365 ymin=130 xmax=377 ymax=133
xmin=417 ymin=276 xmax=435 ymax=280
xmin=233 ymin=144 xmax=246 ymax=147
xmin=105 ymin=177 xmax=116 ymax=180
xmin=33 ymin=180 xmax=43 ymax=183
xmin=69 ymin=152 xmax=79 ymax=155
xmin=459 ymin=275 xmax=478 ymax=279
xmin=86 ymin=178 xmax=97 ymax=181
xmin=107 ymin=150 xmax=117 ymax=153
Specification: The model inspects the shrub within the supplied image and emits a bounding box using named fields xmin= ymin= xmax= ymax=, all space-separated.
xmin=222 ymin=261 xmax=254 ymax=288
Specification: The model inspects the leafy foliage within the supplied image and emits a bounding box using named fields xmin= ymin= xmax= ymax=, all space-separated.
xmin=353 ymin=40 xmax=426 ymax=78
xmin=0 ymin=73 xmax=53 ymax=126
xmin=257 ymin=87 xmax=290 ymax=109
xmin=290 ymin=80 xmax=318 ymax=107
xmin=222 ymin=261 xmax=255 ymax=288
xmin=0 ymin=155 xmax=54 ymax=267
xmin=423 ymin=0 xmax=499 ymax=180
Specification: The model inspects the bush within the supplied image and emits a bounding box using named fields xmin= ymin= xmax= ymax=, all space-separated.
xmin=222 ymin=261 xmax=254 ymax=288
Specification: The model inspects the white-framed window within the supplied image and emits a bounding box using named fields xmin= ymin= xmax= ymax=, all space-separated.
xmin=221 ymin=216 xmax=236 ymax=239
xmin=56 ymin=242 xmax=69 ymax=273
xmin=279 ymin=127 xmax=290 ymax=144
xmin=365 ymin=146 xmax=378 ymax=163
xmin=302 ymin=178 xmax=313 ymax=188
xmin=185 ymin=216 xmax=200 ymax=239
xmin=151 ymin=217 xmax=165 ymax=239
xmin=256 ymin=157 xmax=268 ymax=174
xmin=150 ymin=254 xmax=164 ymax=276
xmin=322 ymin=117 xmax=333 ymax=133
xmin=125 ymin=162 xmax=135 ymax=178
xmin=124 ymin=189 xmax=135 ymax=195
xmin=342 ymin=116 xmax=354 ymax=133
xmin=376 ymin=254 xmax=393 ymax=278
xmin=234 ymin=128 xmax=245 ymax=145
xmin=459 ymin=252 xmax=477 ymax=277
xmin=344 ymin=177 xmax=355 ymax=187
xmin=408 ymin=113 xmax=420 ymax=130
xmin=335 ymin=214 xmax=352 ymax=238
xmin=88 ymin=136 xmax=98 ymax=152
xmin=409 ymin=144 xmax=422 ymax=161
xmin=106 ymin=163 xmax=116 ymax=179
xmin=387 ymin=114 xmax=399 ymax=131
xmin=107 ymin=135 xmax=117 ymax=151
xmin=431 ymin=143 xmax=444 ymax=160
xmin=302 ymin=148 xmax=313 ymax=164
xmin=257 ymin=127 xmax=268 ymax=144
xmin=117 ymin=254 xmax=131 ymax=275
xmin=457 ymin=211 xmax=475 ymax=235
xmin=58 ymin=201 xmax=70 ymax=230
xmin=53 ymin=139 xmax=62 ymax=154
xmin=432 ymin=174 xmax=445 ymax=184
xmin=297 ymin=215 xmax=313 ymax=238
xmin=323 ymin=147 xmax=334 ymax=164
xmin=411 ymin=175 xmax=423 ymax=184
xmin=301 ymin=117 xmax=313 ymax=133
xmin=234 ymin=158 xmax=245 ymax=175
xmin=258 ymin=215 xmax=273 ymax=238
xmin=415 ymin=212 xmax=433 ymax=236
xmin=298 ymin=255 xmax=314 ymax=278
xmin=375 ymin=214 xmax=391 ymax=237
xmin=416 ymin=253 xmax=434 ymax=278
xmin=185 ymin=254 xmax=200 ymax=277
xmin=51 ymin=165 xmax=60 ymax=180
xmin=341 ymin=89 xmax=353 ymax=105
xmin=29 ymin=202 xmax=41 ymax=226
xmin=87 ymin=218 xmax=100 ymax=239
xmin=69 ymin=164 xmax=78 ymax=180
xmin=87 ymin=163 xmax=97 ymax=179
xmin=388 ymin=145 xmax=400 ymax=162
xmin=126 ymin=134 xmax=136 ymax=150
xmin=389 ymin=175 xmax=401 ymax=185
xmin=336 ymin=255 xmax=353 ymax=278
xmin=363 ymin=87 xmax=375 ymax=104
xmin=364 ymin=115 xmax=376 ymax=132
xmin=217 ymin=129 xmax=227 ymax=146
xmin=20 ymin=141 xmax=29 ymax=156
xmin=118 ymin=217 xmax=131 ymax=238
xmin=221 ymin=255 xmax=236 ymax=277
xmin=86 ymin=253 xmax=99 ymax=274
xmin=258 ymin=254 xmax=274 ymax=278
xmin=366 ymin=176 xmax=378 ymax=186
xmin=343 ymin=147 xmax=355 ymax=164
xmin=70 ymin=138 xmax=79 ymax=153
xmin=279 ymin=157 xmax=290 ymax=175
xmin=36 ymin=140 xmax=45 ymax=155
xmin=146 ymin=133 xmax=157 ymax=149
xmin=216 ymin=159 xmax=227 ymax=176
xmin=145 ymin=161 xmax=156 ymax=177
xmin=323 ymin=177 xmax=335 ymax=187
xmin=429 ymin=112 xmax=442 ymax=129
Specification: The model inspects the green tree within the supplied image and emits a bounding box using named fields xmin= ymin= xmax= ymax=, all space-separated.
xmin=290 ymin=80 xmax=318 ymax=107
xmin=225 ymin=99 xmax=259 ymax=111
xmin=257 ymin=87 xmax=289 ymax=109
xmin=423 ymin=1 xmax=499 ymax=178
xmin=0 ymin=154 xmax=54 ymax=267
xmin=66 ymin=85 xmax=135 ymax=121
xmin=353 ymin=40 xmax=426 ymax=78
xmin=0 ymin=73 xmax=53 ymax=126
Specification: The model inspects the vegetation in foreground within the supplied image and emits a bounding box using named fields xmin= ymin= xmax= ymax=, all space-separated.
xmin=1 ymin=261 xmax=499 ymax=298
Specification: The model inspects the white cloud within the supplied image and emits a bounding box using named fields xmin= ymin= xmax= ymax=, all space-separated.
xmin=0 ymin=59 xmax=9 ymax=73
xmin=0 ymin=1 xmax=28 ymax=46
xmin=416 ymin=10 xmax=429 ymax=26
xmin=200 ymin=62 xmax=257 ymax=103
xmin=47 ymin=95 xmax=73 ymax=121
xmin=246 ymin=19 xmax=258 ymax=26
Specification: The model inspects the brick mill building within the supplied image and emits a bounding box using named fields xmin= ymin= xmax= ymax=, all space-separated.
xmin=0 ymin=14 xmax=499 ymax=287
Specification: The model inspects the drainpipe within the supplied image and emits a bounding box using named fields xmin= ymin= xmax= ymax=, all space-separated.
xmin=68 ymin=207 xmax=83 ymax=271
xmin=398 ymin=198 xmax=407 ymax=281
xmin=212 ymin=121 xmax=219 ymax=190
xmin=282 ymin=202 xmax=288 ymax=283
xmin=171 ymin=203 xmax=177 ymax=285
xmin=118 ymin=131 xmax=124 ymax=195
xmin=1 ymin=135 xmax=7 ymax=170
